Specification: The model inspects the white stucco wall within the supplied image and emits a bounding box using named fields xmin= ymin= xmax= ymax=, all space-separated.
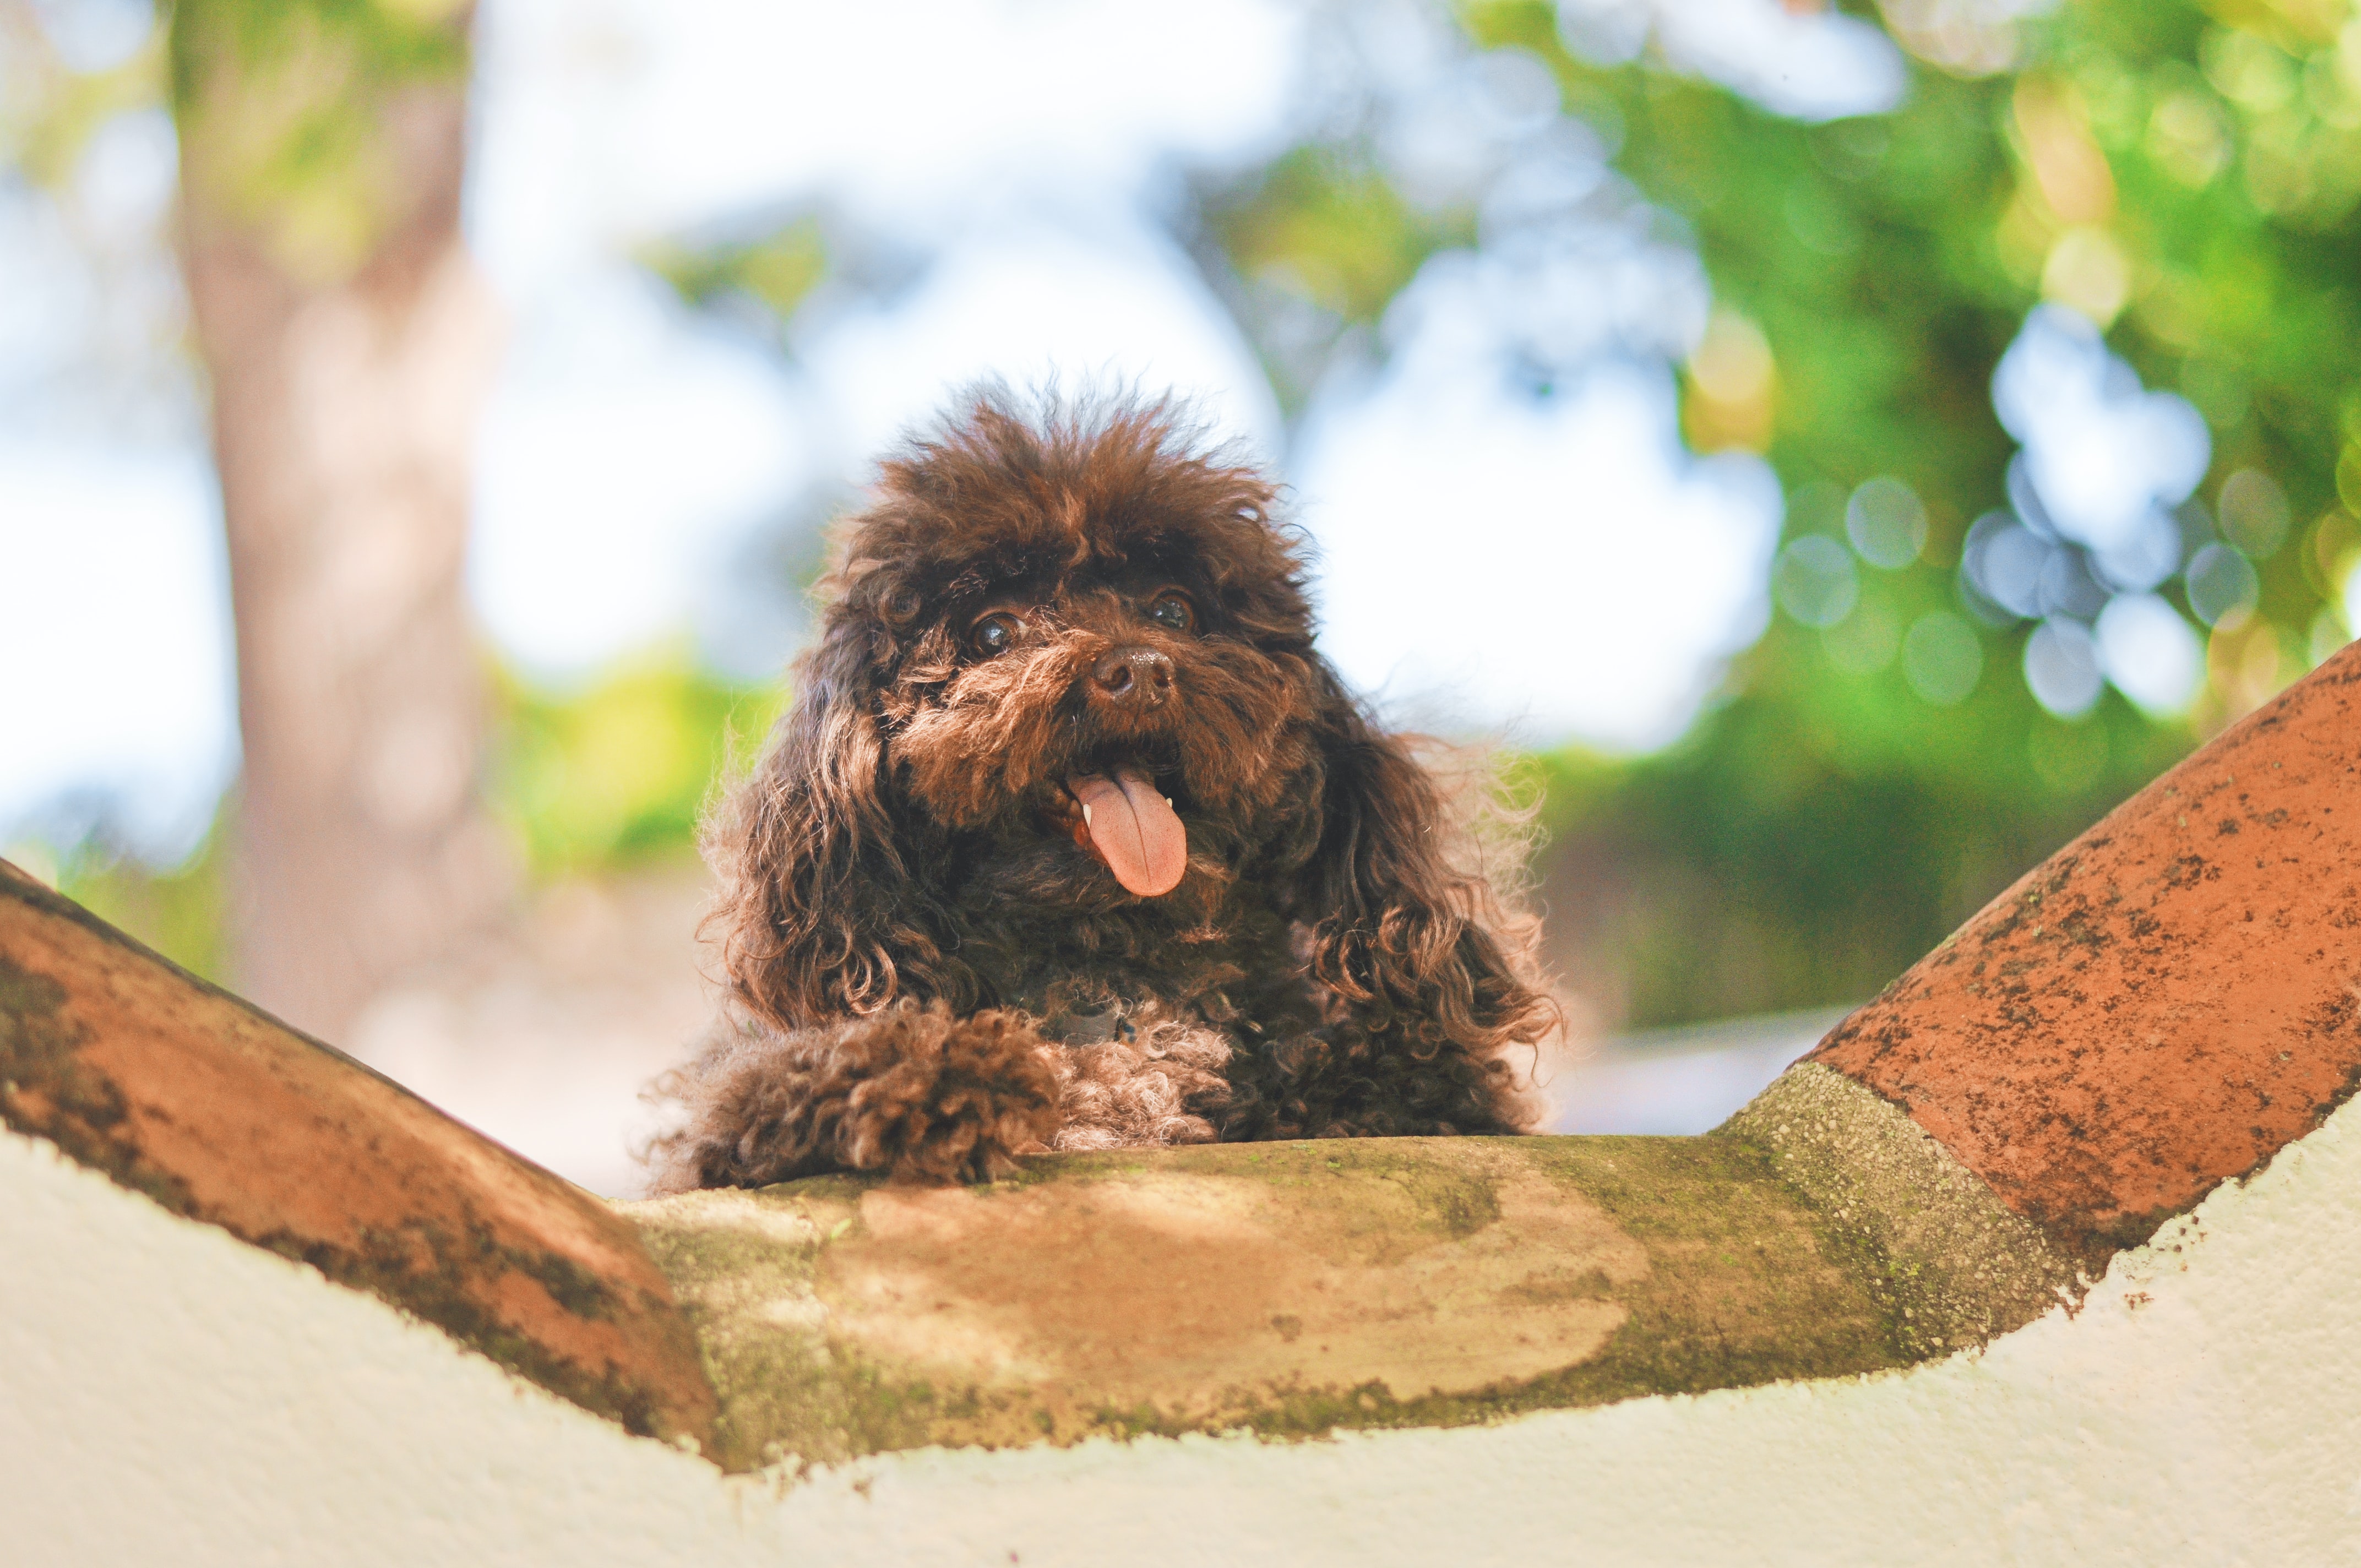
xmin=6 ymin=1104 xmax=2359 ymax=1568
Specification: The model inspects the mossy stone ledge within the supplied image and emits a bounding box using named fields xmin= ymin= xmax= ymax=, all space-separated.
xmin=620 ymin=1131 xmax=1938 ymax=1472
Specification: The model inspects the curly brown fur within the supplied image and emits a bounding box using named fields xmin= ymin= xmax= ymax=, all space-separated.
xmin=655 ymin=1002 xmax=1062 ymax=1186
xmin=649 ymin=388 xmax=1560 ymax=1192
xmin=1047 ymin=1004 xmax=1235 ymax=1150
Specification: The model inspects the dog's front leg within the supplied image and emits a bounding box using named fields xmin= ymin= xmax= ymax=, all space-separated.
xmin=654 ymin=1003 xmax=1060 ymax=1188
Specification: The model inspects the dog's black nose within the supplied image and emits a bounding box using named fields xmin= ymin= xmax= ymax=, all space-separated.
xmin=1092 ymin=647 xmax=1174 ymax=707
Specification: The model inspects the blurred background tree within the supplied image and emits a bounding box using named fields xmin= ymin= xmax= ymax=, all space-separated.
xmin=169 ymin=0 xmax=509 ymax=1037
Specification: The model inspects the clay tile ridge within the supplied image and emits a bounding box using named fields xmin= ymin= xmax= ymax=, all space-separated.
xmin=0 ymin=861 xmax=720 ymax=1456
xmin=1807 ymin=639 xmax=2361 ymax=1265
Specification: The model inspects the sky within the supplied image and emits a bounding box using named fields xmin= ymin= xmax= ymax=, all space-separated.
xmin=2 ymin=0 xmax=2323 ymax=866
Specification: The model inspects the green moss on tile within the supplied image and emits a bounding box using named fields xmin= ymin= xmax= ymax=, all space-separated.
xmin=621 ymin=1133 xmax=1932 ymax=1469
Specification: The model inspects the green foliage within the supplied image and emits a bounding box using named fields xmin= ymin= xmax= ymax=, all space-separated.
xmin=490 ymin=650 xmax=786 ymax=880
xmin=1530 ymin=683 xmax=2187 ymax=1027
xmin=167 ymin=0 xmax=472 ymax=277
xmin=53 ymin=815 xmax=235 ymax=986
xmin=1206 ymin=146 xmax=1472 ymax=410
xmin=1423 ymin=0 xmax=2361 ymax=1024
xmin=1216 ymin=148 xmax=1452 ymax=324
xmin=1465 ymin=0 xmax=2361 ymax=696
xmin=643 ymin=216 xmax=831 ymax=322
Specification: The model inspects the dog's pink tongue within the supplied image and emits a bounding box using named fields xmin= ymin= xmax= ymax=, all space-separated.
xmin=1069 ymin=769 xmax=1187 ymax=897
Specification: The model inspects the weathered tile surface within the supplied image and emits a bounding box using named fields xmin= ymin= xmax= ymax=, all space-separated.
xmin=1807 ymin=641 xmax=2361 ymax=1259
xmin=0 ymin=861 xmax=719 ymax=1451
xmin=624 ymin=1135 xmax=1910 ymax=1468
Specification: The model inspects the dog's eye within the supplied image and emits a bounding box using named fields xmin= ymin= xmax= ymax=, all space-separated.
xmin=970 ymin=612 xmax=1022 ymax=657
xmin=1145 ymin=592 xmax=1196 ymax=634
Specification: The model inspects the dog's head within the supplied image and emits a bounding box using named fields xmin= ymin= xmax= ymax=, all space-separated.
xmin=844 ymin=395 xmax=1325 ymax=906
xmin=712 ymin=390 xmax=1553 ymax=1074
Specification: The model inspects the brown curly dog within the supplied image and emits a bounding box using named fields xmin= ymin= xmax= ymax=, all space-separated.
xmin=650 ymin=390 xmax=1560 ymax=1190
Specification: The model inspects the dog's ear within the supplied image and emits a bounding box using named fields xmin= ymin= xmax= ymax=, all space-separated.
xmin=1291 ymin=670 xmax=1558 ymax=1070
xmin=705 ymin=608 xmax=967 ymax=1028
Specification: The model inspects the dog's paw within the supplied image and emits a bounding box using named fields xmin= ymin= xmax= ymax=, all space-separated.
xmin=838 ymin=1006 xmax=1062 ymax=1182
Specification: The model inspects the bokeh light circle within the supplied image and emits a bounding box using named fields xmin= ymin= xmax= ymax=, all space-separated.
xmin=1845 ymin=476 xmax=1927 ymax=568
xmin=1772 ymin=533 xmax=1859 ymax=627
xmin=2023 ymin=618 xmax=2104 ymax=718
xmin=2185 ymin=542 xmax=2260 ymax=627
xmin=1901 ymin=611 xmax=1982 ymax=705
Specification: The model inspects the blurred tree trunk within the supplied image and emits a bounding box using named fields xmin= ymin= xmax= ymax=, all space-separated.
xmin=170 ymin=2 xmax=510 ymax=1039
